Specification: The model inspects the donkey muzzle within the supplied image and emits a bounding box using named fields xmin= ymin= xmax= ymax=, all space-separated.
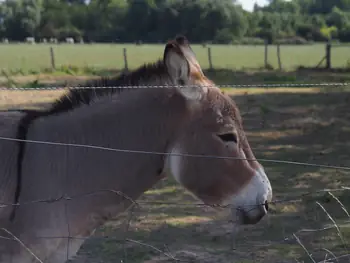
xmin=236 ymin=199 xmax=269 ymax=225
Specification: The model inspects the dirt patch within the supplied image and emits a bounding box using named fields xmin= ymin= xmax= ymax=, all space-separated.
xmin=0 ymin=89 xmax=65 ymax=110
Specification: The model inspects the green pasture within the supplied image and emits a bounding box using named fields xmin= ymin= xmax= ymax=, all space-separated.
xmin=0 ymin=43 xmax=350 ymax=75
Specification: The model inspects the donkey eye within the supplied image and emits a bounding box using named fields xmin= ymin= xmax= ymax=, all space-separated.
xmin=217 ymin=133 xmax=238 ymax=143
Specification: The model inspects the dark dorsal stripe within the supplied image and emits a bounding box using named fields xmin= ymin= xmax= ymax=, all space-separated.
xmin=10 ymin=110 xmax=41 ymax=221
xmin=10 ymin=59 xmax=169 ymax=221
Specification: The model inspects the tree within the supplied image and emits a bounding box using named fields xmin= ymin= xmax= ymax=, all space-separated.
xmin=1 ymin=0 xmax=42 ymax=40
xmin=1 ymin=0 xmax=350 ymax=43
xmin=326 ymin=7 xmax=350 ymax=30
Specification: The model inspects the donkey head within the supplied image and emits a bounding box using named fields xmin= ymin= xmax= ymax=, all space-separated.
xmin=163 ymin=36 xmax=272 ymax=225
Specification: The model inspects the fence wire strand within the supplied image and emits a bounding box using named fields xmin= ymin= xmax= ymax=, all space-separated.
xmin=1 ymin=136 xmax=350 ymax=172
xmin=0 ymin=82 xmax=349 ymax=90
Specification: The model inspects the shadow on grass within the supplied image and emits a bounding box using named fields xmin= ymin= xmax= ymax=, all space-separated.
xmin=66 ymin=90 xmax=350 ymax=263
xmin=203 ymin=68 xmax=350 ymax=85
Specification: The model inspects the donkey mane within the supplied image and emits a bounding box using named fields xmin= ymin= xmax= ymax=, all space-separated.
xmin=48 ymin=59 xmax=167 ymax=116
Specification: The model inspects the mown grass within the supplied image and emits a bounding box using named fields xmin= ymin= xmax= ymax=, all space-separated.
xmin=1 ymin=43 xmax=350 ymax=76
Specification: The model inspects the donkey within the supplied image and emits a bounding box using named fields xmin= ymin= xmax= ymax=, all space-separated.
xmin=0 ymin=36 xmax=272 ymax=263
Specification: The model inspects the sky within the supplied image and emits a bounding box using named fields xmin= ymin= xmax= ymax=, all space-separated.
xmin=238 ymin=0 xmax=269 ymax=11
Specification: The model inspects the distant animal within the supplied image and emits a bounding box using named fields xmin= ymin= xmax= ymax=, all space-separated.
xmin=25 ymin=37 xmax=35 ymax=44
xmin=0 ymin=35 xmax=272 ymax=263
xmin=65 ymin=37 xmax=74 ymax=44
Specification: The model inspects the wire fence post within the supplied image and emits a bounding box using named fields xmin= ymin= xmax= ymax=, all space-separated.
xmin=326 ymin=41 xmax=331 ymax=69
xmin=123 ymin=48 xmax=128 ymax=72
xmin=49 ymin=46 xmax=56 ymax=70
xmin=207 ymin=47 xmax=213 ymax=70
xmin=277 ymin=43 xmax=282 ymax=70
xmin=264 ymin=39 xmax=269 ymax=69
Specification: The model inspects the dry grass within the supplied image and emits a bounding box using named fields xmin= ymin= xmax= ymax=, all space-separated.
xmin=0 ymin=90 xmax=65 ymax=110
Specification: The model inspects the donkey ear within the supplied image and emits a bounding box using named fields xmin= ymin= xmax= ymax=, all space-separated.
xmin=164 ymin=41 xmax=204 ymax=101
xmin=164 ymin=42 xmax=190 ymax=83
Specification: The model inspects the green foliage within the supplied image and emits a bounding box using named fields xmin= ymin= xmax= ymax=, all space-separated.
xmin=1 ymin=0 xmax=350 ymax=43
xmin=320 ymin=26 xmax=338 ymax=39
xmin=338 ymin=26 xmax=350 ymax=41
xmin=214 ymin=28 xmax=234 ymax=44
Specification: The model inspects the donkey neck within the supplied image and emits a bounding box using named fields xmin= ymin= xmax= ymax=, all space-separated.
xmin=30 ymin=87 xmax=190 ymax=197
xmin=19 ymin=87 xmax=190 ymax=228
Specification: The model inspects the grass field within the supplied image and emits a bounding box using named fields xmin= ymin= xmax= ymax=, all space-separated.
xmin=0 ymin=43 xmax=350 ymax=75
xmin=1 ymin=84 xmax=350 ymax=262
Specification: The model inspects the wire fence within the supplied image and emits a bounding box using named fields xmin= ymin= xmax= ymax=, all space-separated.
xmin=0 ymin=186 xmax=350 ymax=262
xmin=1 ymin=82 xmax=350 ymax=262
xmin=1 ymin=43 xmax=350 ymax=74
xmin=0 ymin=82 xmax=350 ymax=90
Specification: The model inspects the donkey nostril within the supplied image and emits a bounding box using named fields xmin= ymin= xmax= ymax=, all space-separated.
xmin=264 ymin=200 xmax=269 ymax=211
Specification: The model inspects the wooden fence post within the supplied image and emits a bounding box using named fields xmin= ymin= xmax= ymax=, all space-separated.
xmin=277 ymin=44 xmax=282 ymax=70
xmin=49 ymin=46 xmax=56 ymax=70
xmin=326 ymin=42 xmax=331 ymax=69
xmin=264 ymin=39 xmax=268 ymax=69
xmin=207 ymin=47 xmax=213 ymax=70
xmin=123 ymin=48 xmax=128 ymax=71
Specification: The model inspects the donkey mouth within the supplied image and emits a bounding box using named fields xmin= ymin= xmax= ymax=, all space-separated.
xmin=236 ymin=202 xmax=269 ymax=225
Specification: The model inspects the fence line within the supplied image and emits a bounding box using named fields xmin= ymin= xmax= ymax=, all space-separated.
xmin=1 ymin=136 xmax=350 ymax=172
xmin=1 ymin=42 xmax=349 ymax=73
xmin=1 ymin=185 xmax=350 ymax=212
xmin=1 ymin=186 xmax=350 ymax=262
xmin=0 ymin=82 xmax=350 ymax=90
xmin=0 ymin=134 xmax=349 ymax=218
xmin=1 ymin=232 xmax=349 ymax=263
xmin=44 ymin=42 xmax=350 ymax=72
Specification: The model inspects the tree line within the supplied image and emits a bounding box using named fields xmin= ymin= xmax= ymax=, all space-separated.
xmin=1 ymin=0 xmax=350 ymax=44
